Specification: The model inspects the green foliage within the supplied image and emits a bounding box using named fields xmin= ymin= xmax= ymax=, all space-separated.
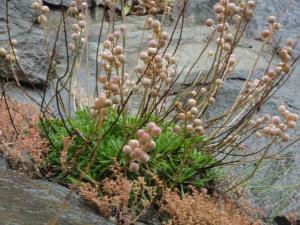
xmin=40 ymin=108 xmax=219 ymax=190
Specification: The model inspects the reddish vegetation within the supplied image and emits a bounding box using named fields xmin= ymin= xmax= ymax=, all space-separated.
xmin=0 ymin=97 xmax=47 ymax=167
xmin=161 ymin=188 xmax=261 ymax=225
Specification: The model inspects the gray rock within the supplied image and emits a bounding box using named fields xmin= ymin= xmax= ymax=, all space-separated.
xmin=0 ymin=169 xmax=113 ymax=225
xmin=43 ymin=0 xmax=103 ymax=7
xmin=248 ymin=0 xmax=300 ymax=42
xmin=0 ymin=154 xmax=7 ymax=169
xmin=0 ymin=0 xmax=51 ymax=87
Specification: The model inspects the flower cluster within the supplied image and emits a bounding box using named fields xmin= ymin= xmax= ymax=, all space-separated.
xmin=123 ymin=122 xmax=162 ymax=172
xmin=100 ymin=29 xmax=126 ymax=72
xmin=68 ymin=0 xmax=88 ymax=14
xmin=261 ymin=105 xmax=298 ymax=142
xmin=31 ymin=0 xmax=50 ymax=26
xmin=175 ymin=93 xmax=205 ymax=136
xmin=67 ymin=1 xmax=88 ymax=52
xmin=0 ymin=39 xmax=18 ymax=64
xmin=206 ymin=0 xmax=257 ymax=52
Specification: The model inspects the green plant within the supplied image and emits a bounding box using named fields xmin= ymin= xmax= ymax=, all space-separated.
xmin=41 ymin=108 xmax=218 ymax=190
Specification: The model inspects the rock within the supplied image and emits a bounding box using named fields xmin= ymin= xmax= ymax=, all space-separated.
xmin=0 ymin=0 xmax=51 ymax=87
xmin=0 ymin=154 xmax=7 ymax=169
xmin=43 ymin=0 xmax=103 ymax=8
xmin=248 ymin=0 xmax=300 ymax=43
xmin=0 ymin=169 xmax=113 ymax=225
xmin=274 ymin=216 xmax=300 ymax=225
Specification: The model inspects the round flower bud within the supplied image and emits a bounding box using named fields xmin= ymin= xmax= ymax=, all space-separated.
xmin=190 ymin=107 xmax=198 ymax=115
xmin=129 ymin=139 xmax=139 ymax=148
xmin=70 ymin=1 xmax=77 ymax=7
xmin=141 ymin=78 xmax=152 ymax=87
xmin=99 ymin=75 xmax=108 ymax=83
xmin=118 ymin=54 xmax=126 ymax=64
xmin=147 ymin=122 xmax=156 ymax=131
xmin=160 ymin=31 xmax=168 ymax=39
xmin=287 ymin=39 xmax=295 ymax=47
xmin=247 ymin=1 xmax=256 ymax=9
xmin=206 ymin=19 xmax=214 ymax=27
xmin=151 ymin=127 xmax=161 ymax=137
xmin=71 ymin=32 xmax=80 ymax=40
xmin=113 ymin=31 xmax=121 ymax=38
xmin=287 ymin=113 xmax=299 ymax=121
xmin=81 ymin=2 xmax=88 ymax=10
xmin=216 ymin=79 xmax=223 ymax=85
xmin=261 ymin=30 xmax=271 ymax=40
xmin=41 ymin=5 xmax=50 ymax=14
xmin=187 ymin=98 xmax=196 ymax=107
xmin=120 ymin=24 xmax=126 ymax=33
xmin=0 ymin=48 xmax=7 ymax=57
xmin=268 ymin=16 xmax=276 ymax=24
xmin=147 ymin=17 xmax=153 ymax=25
xmin=150 ymin=89 xmax=158 ymax=97
xmin=31 ymin=2 xmax=40 ymax=10
xmin=273 ymin=23 xmax=281 ymax=30
xmin=151 ymin=20 xmax=160 ymax=29
xmin=282 ymin=64 xmax=291 ymax=74
xmin=123 ymin=145 xmax=132 ymax=155
xmin=78 ymin=13 xmax=85 ymax=20
xmin=272 ymin=116 xmax=281 ymax=125
xmin=214 ymin=4 xmax=224 ymax=14
xmin=200 ymin=87 xmax=207 ymax=94
xmin=113 ymin=45 xmax=123 ymax=55
xmin=278 ymin=105 xmax=286 ymax=114
xmin=139 ymin=51 xmax=148 ymax=60
xmin=129 ymin=161 xmax=140 ymax=172
xmin=38 ymin=15 xmax=47 ymax=25
xmin=193 ymin=119 xmax=202 ymax=126
xmin=72 ymin=23 xmax=80 ymax=32
xmin=195 ymin=126 xmax=204 ymax=135
xmin=107 ymin=33 xmax=115 ymax=42
xmin=148 ymin=47 xmax=157 ymax=56
xmin=287 ymin=120 xmax=296 ymax=129
xmin=209 ymin=97 xmax=216 ymax=104
xmin=186 ymin=124 xmax=194 ymax=133
xmin=68 ymin=43 xmax=75 ymax=51
xmin=137 ymin=129 xmax=146 ymax=138
xmin=145 ymin=140 xmax=156 ymax=152
xmin=148 ymin=39 xmax=157 ymax=48
xmin=78 ymin=20 xmax=86 ymax=29
xmin=140 ymin=153 xmax=150 ymax=163
xmin=281 ymin=133 xmax=290 ymax=142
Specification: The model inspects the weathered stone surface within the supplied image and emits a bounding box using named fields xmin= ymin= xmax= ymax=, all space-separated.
xmin=0 ymin=169 xmax=113 ymax=225
xmin=43 ymin=0 xmax=103 ymax=7
xmin=0 ymin=0 xmax=50 ymax=86
xmin=0 ymin=154 xmax=7 ymax=169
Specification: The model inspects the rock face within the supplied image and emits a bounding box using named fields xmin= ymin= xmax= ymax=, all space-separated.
xmin=0 ymin=169 xmax=112 ymax=225
xmin=43 ymin=0 xmax=103 ymax=7
xmin=249 ymin=0 xmax=300 ymax=43
xmin=0 ymin=154 xmax=8 ymax=169
xmin=0 ymin=0 xmax=50 ymax=87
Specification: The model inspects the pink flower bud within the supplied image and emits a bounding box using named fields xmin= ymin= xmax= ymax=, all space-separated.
xmin=140 ymin=153 xmax=150 ymax=163
xmin=151 ymin=127 xmax=161 ymax=137
xmin=123 ymin=145 xmax=132 ymax=155
xmin=129 ymin=139 xmax=139 ymax=148
xmin=137 ymin=129 xmax=146 ymax=138
xmin=129 ymin=161 xmax=140 ymax=172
